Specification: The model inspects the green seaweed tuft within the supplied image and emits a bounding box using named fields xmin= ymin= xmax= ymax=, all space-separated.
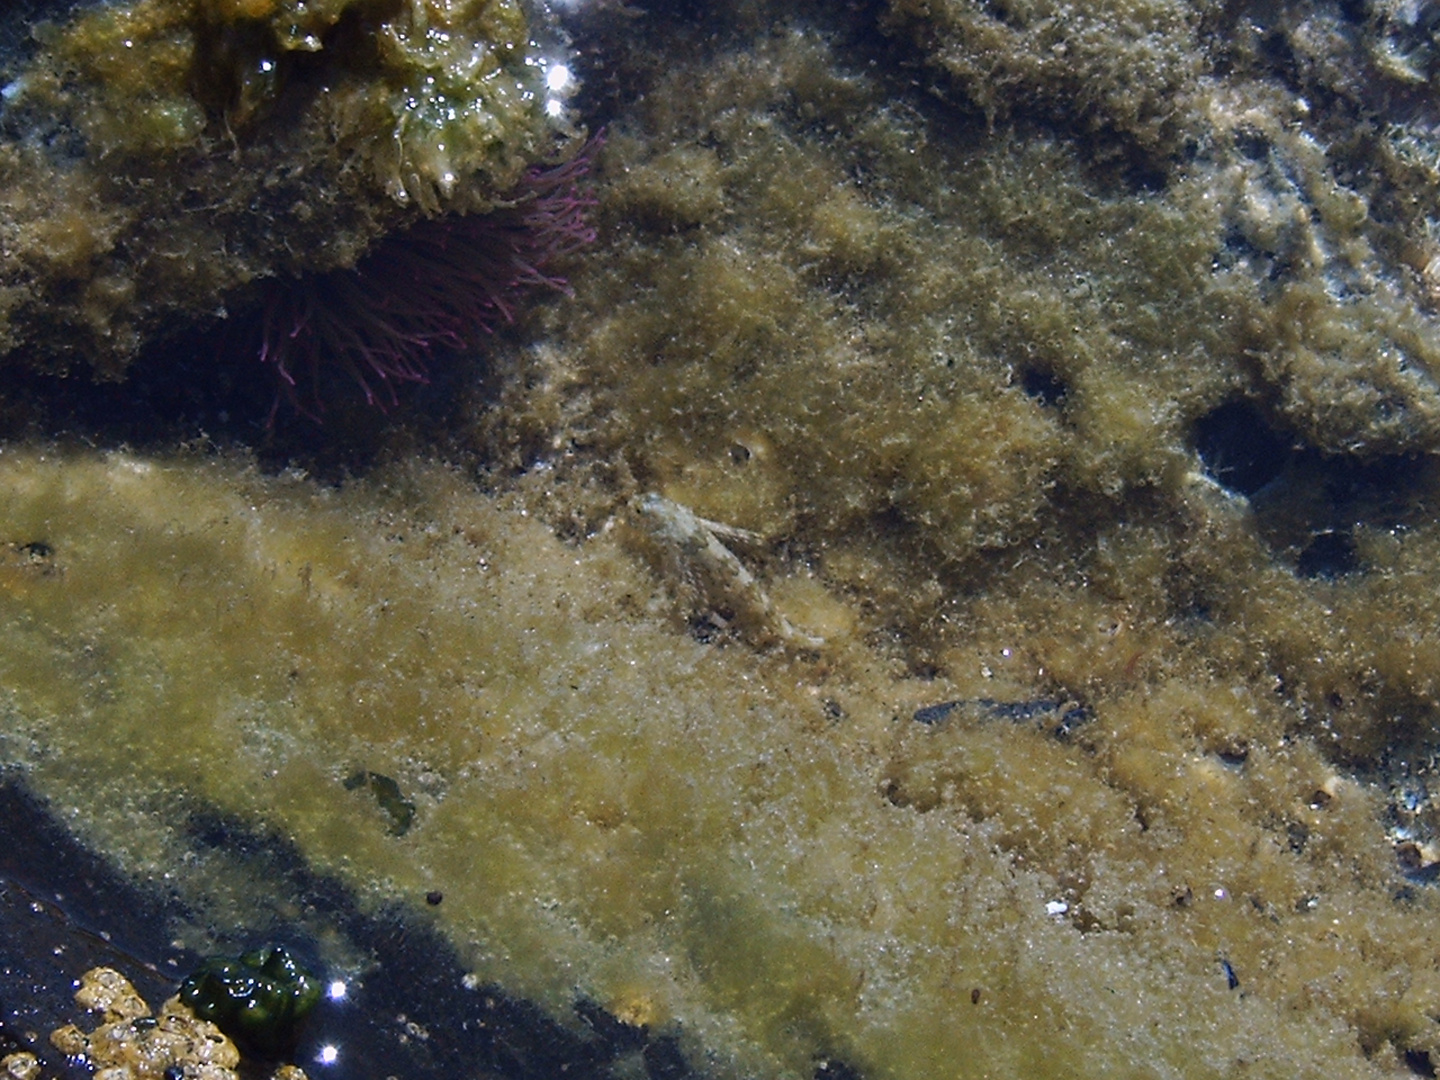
xmin=178 ymin=945 xmax=321 ymax=1057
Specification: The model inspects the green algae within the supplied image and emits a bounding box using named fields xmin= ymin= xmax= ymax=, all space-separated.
xmin=450 ymin=2 xmax=1440 ymax=1070
xmin=881 ymin=0 xmax=1440 ymax=460
xmin=884 ymin=0 xmax=1210 ymax=157
xmin=0 ymin=0 xmax=560 ymax=376
xmin=178 ymin=945 xmax=321 ymax=1057
xmin=30 ymin=0 xmax=541 ymax=203
xmin=6 ymin=0 xmax=1440 ymax=1076
xmin=0 ymin=444 xmax=1437 ymax=1079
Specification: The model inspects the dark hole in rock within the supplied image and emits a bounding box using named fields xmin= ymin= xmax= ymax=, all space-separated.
xmin=1020 ymin=366 xmax=1068 ymax=408
xmin=1220 ymin=957 xmax=1239 ymax=989
xmin=1295 ymin=529 xmax=1359 ymax=579
xmin=1326 ymin=452 xmax=1428 ymax=518
xmin=1261 ymin=28 xmax=1298 ymax=71
xmin=1193 ymin=400 xmax=1294 ymax=497
xmin=644 ymin=1035 xmax=693 ymax=1080
xmin=1405 ymin=1047 xmax=1438 ymax=1078
xmin=1233 ymin=125 xmax=1270 ymax=160
xmin=1287 ymin=821 xmax=1309 ymax=853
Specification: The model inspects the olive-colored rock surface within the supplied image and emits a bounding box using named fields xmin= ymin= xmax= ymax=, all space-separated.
xmin=6 ymin=0 xmax=1440 ymax=1078
xmin=0 ymin=0 xmax=562 ymax=376
xmin=0 ymin=442 xmax=1435 ymax=1079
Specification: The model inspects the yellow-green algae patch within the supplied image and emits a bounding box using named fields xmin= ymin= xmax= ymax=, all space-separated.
xmin=495 ymin=17 xmax=1440 ymax=574
xmin=0 ymin=0 xmax=556 ymax=376
xmin=9 ymin=0 xmax=1440 ymax=1077
xmin=0 ymin=447 xmax=1439 ymax=1078
xmin=418 ymin=5 xmax=1440 ymax=1072
xmin=479 ymin=11 xmax=1440 ymax=747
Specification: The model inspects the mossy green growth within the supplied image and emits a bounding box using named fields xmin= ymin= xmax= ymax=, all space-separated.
xmin=883 ymin=0 xmax=1210 ymax=155
xmin=30 ymin=3 xmax=207 ymax=154
xmin=878 ymin=0 xmax=1440 ymax=456
xmin=178 ymin=945 xmax=321 ymax=1057
xmin=1 ymin=447 xmax=1439 ymax=1079
xmin=28 ymin=0 xmax=542 ymax=193
xmin=0 ymin=0 xmax=558 ymax=375
xmin=10 ymin=1 xmax=1440 ymax=1078
xmin=343 ymin=770 xmax=416 ymax=836
xmin=484 ymin=7 xmax=1440 ymax=636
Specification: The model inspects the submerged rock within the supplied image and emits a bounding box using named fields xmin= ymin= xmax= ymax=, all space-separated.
xmin=0 ymin=0 xmax=571 ymax=378
xmin=0 ymin=445 xmax=1436 ymax=1078
xmin=5 ymin=0 xmax=1440 ymax=1078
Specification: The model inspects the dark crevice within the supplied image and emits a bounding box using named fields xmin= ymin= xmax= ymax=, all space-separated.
xmin=1405 ymin=1047 xmax=1438 ymax=1077
xmin=0 ymin=776 xmax=712 ymax=1080
xmin=1020 ymin=365 xmax=1069 ymax=408
xmin=1295 ymin=529 xmax=1359 ymax=579
xmin=1194 ymin=399 xmax=1294 ymax=497
xmin=1191 ymin=398 xmax=1432 ymax=580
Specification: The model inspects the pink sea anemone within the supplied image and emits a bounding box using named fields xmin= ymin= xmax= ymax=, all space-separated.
xmin=251 ymin=139 xmax=600 ymax=421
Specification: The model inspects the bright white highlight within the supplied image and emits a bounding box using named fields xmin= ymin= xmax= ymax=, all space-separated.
xmin=317 ymin=1045 xmax=340 ymax=1066
xmin=543 ymin=60 xmax=574 ymax=120
xmin=546 ymin=64 xmax=573 ymax=94
xmin=327 ymin=979 xmax=348 ymax=1001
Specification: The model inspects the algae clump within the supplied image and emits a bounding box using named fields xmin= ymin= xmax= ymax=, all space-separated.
xmin=0 ymin=0 xmax=561 ymax=377
xmin=178 ymin=946 xmax=320 ymax=1056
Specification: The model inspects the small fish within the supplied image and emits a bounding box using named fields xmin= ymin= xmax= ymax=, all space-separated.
xmin=911 ymin=697 xmax=1092 ymax=737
